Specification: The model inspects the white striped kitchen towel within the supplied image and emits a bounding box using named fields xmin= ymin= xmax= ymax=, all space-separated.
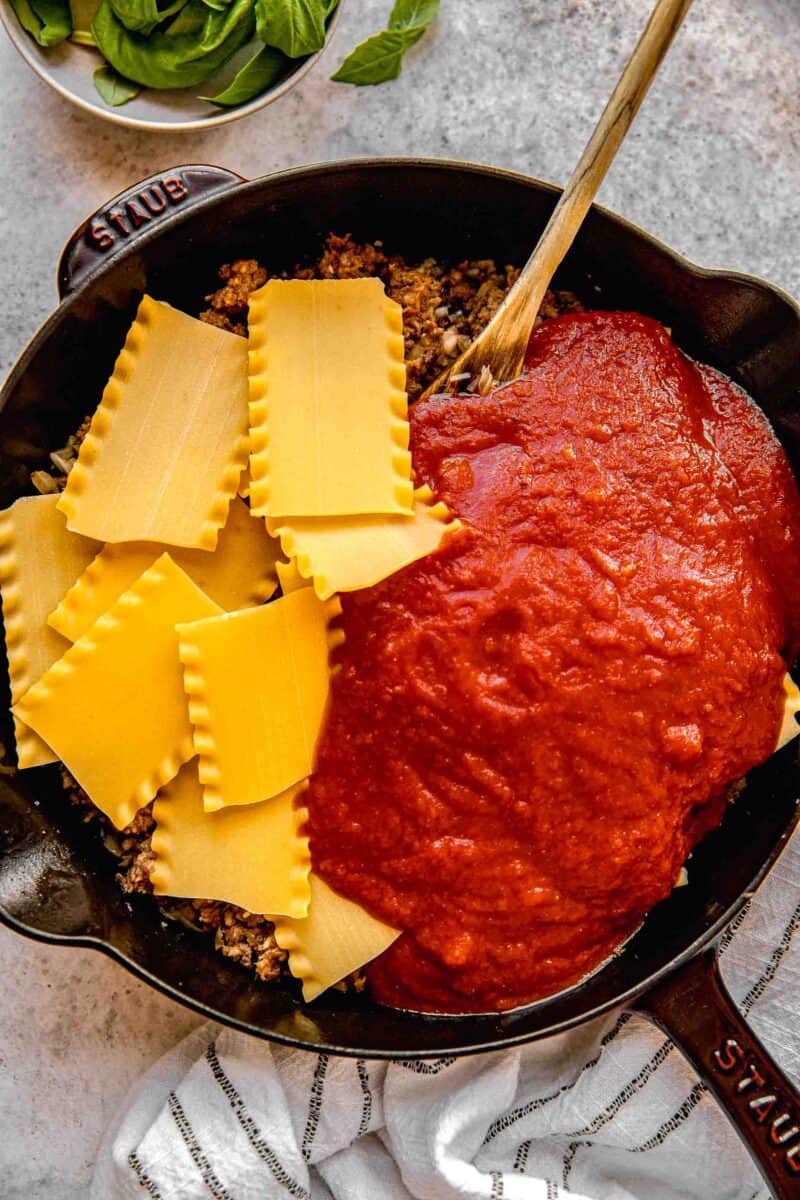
xmin=92 ymin=835 xmax=800 ymax=1200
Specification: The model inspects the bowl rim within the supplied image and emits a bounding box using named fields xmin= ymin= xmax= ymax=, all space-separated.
xmin=0 ymin=0 xmax=342 ymax=132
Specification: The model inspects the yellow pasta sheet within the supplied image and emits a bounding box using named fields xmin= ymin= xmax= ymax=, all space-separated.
xmin=14 ymin=554 xmax=221 ymax=829
xmin=0 ymin=495 xmax=100 ymax=768
xmin=248 ymin=278 xmax=413 ymax=519
xmin=49 ymin=498 xmax=280 ymax=642
xmin=151 ymin=760 xmax=310 ymax=918
xmin=268 ymin=486 xmax=461 ymax=601
xmin=178 ymin=588 xmax=342 ymax=813
xmin=273 ymin=874 xmax=400 ymax=1002
xmin=777 ymin=673 xmax=800 ymax=750
xmin=57 ymin=295 xmax=249 ymax=549
xmin=275 ymin=557 xmax=310 ymax=595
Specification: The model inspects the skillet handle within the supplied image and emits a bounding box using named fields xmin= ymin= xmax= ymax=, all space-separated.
xmin=635 ymin=948 xmax=800 ymax=1197
xmin=57 ymin=164 xmax=244 ymax=300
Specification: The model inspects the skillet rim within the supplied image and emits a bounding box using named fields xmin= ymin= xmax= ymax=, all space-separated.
xmin=1 ymin=155 xmax=800 ymax=1057
xmin=4 ymin=156 xmax=800 ymax=399
xmin=0 ymin=812 xmax=797 ymax=1060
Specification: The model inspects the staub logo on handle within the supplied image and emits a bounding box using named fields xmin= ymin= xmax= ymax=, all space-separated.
xmin=713 ymin=1037 xmax=800 ymax=1173
xmin=87 ymin=174 xmax=190 ymax=251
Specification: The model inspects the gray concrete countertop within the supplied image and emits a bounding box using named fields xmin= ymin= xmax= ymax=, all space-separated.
xmin=1 ymin=1 xmax=799 ymax=1195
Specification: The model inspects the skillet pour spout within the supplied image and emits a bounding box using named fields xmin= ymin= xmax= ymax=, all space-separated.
xmin=2 ymin=160 xmax=800 ymax=1197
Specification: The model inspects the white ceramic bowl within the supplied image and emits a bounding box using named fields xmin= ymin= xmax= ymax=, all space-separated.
xmin=0 ymin=0 xmax=341 ymax=131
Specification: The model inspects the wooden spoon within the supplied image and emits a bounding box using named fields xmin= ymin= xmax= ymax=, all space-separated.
xmin=425 ymin=0 xmax=693 ymax=399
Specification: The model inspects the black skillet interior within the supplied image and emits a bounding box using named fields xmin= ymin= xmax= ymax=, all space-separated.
xmin=1 ymin=160 xmax=799 ymax=1056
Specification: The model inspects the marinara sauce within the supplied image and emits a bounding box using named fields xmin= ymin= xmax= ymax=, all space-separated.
xmin=307 ymin=312 xmax=800 ymax=1013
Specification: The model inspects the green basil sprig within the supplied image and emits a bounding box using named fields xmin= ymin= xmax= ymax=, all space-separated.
xmin=91 ymin=0 xmax=255 ymax=89
xmin=88 ymin=0 xmax=333 ymax=104
xmin=93 ymin=63 xmax=141 ymax=102
xmin=388 ymin=0 xmax=438 ymax=30
xmin=10 ymin=0 xmax=71 ymax=45
xmin=11 ymin=0 xmax=439 ymax=110
xmin=30 ymin=0 xmax=72 ymax=39
xmin=108 ymin=0 xmax=187 ymax=36
xmin=332 ymin=0 xmax=438 ymax=85
xmin=255 ymin=0 xmax=324 ymax=57
xmin=201 ymin=42 xmax=288 ymax=105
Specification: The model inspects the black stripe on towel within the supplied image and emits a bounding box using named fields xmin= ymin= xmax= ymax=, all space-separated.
xmin=555 ymin=898 xmax=796 ymax=1189
xmin=301 ymin=1054 xmax=329 ymax=1162
xmin=489 ymin=1169 xmax=505 ymax=1198
xmin=561 ymin=1142 xmax=580 ymax=1190
xmin=128 ymin=1151 xmax=164 ymax=1198
xmin=566 ymin=1037 xmax=674 ymax=1140
xmin=356 ymin=1060 xmax=373 ymax=1138
xmin=512 ymin=1139 xmax=531 ymax=1173
xmin=168 ymin=1091 xmax=233 ymax=1200
xmin=483 ymin=1012 xmax=631 ymax=1145
xmin=512 ymin=1138 xmax=560 ymax=1197
xmin=617 ymin=909 xmax=800 ymax=1168
xmin=398 ymin=1057 xmax=457 ymax=1075
xmin=742 ymin=897 xmax=800 ymax=1015
xmin=205 ymin=1042 xmax=311 ymax=1199
xmin=630 ymin=1082 xmax=706 ymax=1153
xmin=718 ymin=898 xmax=752 ymax=955
xmin=561 ymin=1037 xmax=675 ymax=1187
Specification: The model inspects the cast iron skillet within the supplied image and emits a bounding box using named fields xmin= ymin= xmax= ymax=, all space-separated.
xmin=2 ymin=160 xmax=800 ymax=1195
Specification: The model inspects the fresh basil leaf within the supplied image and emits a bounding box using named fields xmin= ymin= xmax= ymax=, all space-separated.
xmin=323 ymin=0 xmax=337 ymax=13
xmin=163 ymin=0 xmax=203 ymax=34
xmin=331 ymin=26 xmax=420 ymax=85
xmin=9 ymin=0 xmax=47 ymax=42
xmin=199 ymin=0 xmax=231 ymax=12
xmin=92 ymin=0 xmax=255 ymax=87
xmin=26 ymin=0 xmax=71 ymax=43
xmin=255 ymin=0 xmax=326 ymax=58
xmin=331 ymin=0 xmax=436 ymax=85
xmin=387 ymin=0 xmax=437 ymax=32
xmin=194 ymin=0 xmax=243 ymax=49
xmin=201 ymin=42 xmax=287 ymax=104
xmin=93 ymin=63 xmax=141 ymax=103
xmin=109 ymin=0 xmax=185 ymax=34
xmin=155 ymin=0 xmax=190 ymax=22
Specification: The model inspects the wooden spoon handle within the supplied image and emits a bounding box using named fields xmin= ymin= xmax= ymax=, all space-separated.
xmin=429 ymin=0 xmax=693 ymax=396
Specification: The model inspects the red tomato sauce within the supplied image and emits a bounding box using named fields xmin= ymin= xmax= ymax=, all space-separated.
xmin=307 ymin=311 xmax=800 ymax=1013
